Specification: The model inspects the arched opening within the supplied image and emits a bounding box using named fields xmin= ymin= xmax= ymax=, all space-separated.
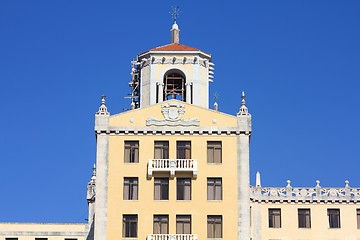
xmin=163 ymin=69 xmax=186 ymax=101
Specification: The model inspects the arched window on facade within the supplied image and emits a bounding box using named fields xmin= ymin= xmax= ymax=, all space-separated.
xmin=163 ymin=69 xmax=186 ymax=101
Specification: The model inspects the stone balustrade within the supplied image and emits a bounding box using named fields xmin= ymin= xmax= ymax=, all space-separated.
xmin=250 ymin=180 xmax=360 ymax=202
xmin=147 ymin=159 xmax=198 ymax=178
xmin=146 ymin=234 xmax=198 ymax=240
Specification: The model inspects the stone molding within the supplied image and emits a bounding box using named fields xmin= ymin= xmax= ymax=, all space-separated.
xmin=250 ymin=180 xmax=360 ymax=203
xmin=95 ymin=128 xmax=250 ymax=136
xmin=0 ymin=231 xmax=86 ymax=236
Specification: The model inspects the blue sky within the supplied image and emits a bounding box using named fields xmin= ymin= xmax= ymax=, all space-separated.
xmin=0 ymin=1 xmax=359 ymax=223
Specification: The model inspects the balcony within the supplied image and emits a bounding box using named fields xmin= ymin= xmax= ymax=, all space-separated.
xmin=147 ymin=159 xmax=198 ymax=178
xmin=146 ymin=234 xmax=198 ymax=240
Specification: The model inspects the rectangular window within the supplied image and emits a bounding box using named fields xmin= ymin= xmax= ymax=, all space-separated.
xmin=328 ymin=209 xmax=341 ymax=228
xmin=177 ymin=141 xmax=191 ymax=159
xmin=269 ymin=208 xmax=281 ymax=228
xmin=176 ymin=215 xmax=191 ymax=234
xmin=207 ymin=178 xmax=222 ymax=200
xmin=154 ymin=141 xmax=169 ymax=159
xmin=207 ymin=141 xmax=222 ymax=163
xmin=177 ymin=178 xmax=191 ymax=200
xmin=123 ymin=214 xmax=138 ymax=238
xmin=5 ymin=238 xmax=19 ymax=240
xmin=298 ymin=208 xmax=311 ymax=228
xmin=357 ymin=209 xmax=360 ymax=229
xmin=207 ymin=215 xmax=222 ymax=238
xmin=153 ymin=215 xmax=169 ymax=234
xmin=154 ymin=178 xmax=169 ymax=200
xmin=123 ymin=177 xmax=138 ymax=200
xmin=124 ymin=141 xmax=139 ymax=163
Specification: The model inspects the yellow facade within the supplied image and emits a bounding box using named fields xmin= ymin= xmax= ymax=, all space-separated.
xmin=106 ymin=101 xmax=240 ymax=239
xmin=251 ymin=202 xmax=360 ymax=240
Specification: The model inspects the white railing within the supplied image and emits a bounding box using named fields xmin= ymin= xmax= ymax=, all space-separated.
xmin=147 ymin=159 xmax=198 ymax=178
xmin=146 ymin=234 xmax=198 ymax=240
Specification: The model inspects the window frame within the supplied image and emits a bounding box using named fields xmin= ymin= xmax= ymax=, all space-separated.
xmin=123 ymin=177 xmax=138 ymax=200
xmin=124 ymin=141 xmax=139 ymax=163
xmin=154 ymin=178 xmax=169 ymax=200
xmin=176 ymin=141 xmax=191 ymax=159
xmin=207 ymin=177 xmax=222 ymax=201
xmin=176 ymin=215 xmax=192 ymax=234
xmin=268 ymin=208 xmax=281 ymax=228
xmin=177 ymin=178 xmax=191 ymax=200
xmin=153 ymin=215 xmax=169 ymax=234
xmin=154 ymin=141 xmax=169 ymax=159
xmin=207 ymin=215 xmax=223 ymax=238
xmin=328 ymin=208 xmax=341 ymax=228
xmin=207 ymin=141 xmax=222 ymax=164
xmin=122 ymin=214 xmax=138 ymax=238
xmin=298 ymin=208 xmax=311 ymax=228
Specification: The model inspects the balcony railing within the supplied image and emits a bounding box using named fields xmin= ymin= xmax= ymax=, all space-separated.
xmin=146 ymin=234 xmax=198 ymax=240
xmin=147 ymin=159 xmax=198 ymax=178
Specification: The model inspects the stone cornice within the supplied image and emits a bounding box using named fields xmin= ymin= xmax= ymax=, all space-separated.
xmin=95 ymin=127 xmax=251 ymax=136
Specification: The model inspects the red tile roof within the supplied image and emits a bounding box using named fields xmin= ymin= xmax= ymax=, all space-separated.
xmin=150 ymin=43 xmax=200 ymax=51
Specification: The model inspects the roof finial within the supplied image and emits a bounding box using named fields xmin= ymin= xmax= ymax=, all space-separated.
xmin=170 ymin=6 xmax=180 ymax=24
xmin=96 ymin=95 xmax=109 ymax=115
xmin=238 ymin=91 xmax=249 ymax=115
xmin=170 ymin=6 xmax=180 ymax=43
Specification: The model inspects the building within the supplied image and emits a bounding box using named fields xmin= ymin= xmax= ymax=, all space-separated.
xmin=1 ymin=20 xmax=360 ymax=240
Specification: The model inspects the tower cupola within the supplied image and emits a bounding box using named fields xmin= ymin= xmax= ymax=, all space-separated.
xmin=128 ymin=18 xmax=214 ymax=109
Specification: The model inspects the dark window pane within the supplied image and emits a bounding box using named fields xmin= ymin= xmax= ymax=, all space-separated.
xmin=153 ymin=215 xmax=169 ymax=234
xmin=328 ymin=209 xmax=341 ymax=228
xmin=177 ymin=141 xmax=191 ymax=159
xmin=177 ymin=178 xmax=191 ymax=200
xmin=154 ymin=141 xmax=169 ymax=159
xmin=207 ymin=215 xmax=222 ymax=238
xmin=154 ymin=178 xmax=169 ymax=200
xmin=123 ymin=177 xmax=138 ymax=200
xmin=298 ymin=208 xmax=311 ymax=228
xmin=123 ymin=215 xmax=138 ymax=237
xmin=207 ymin=141 xmax=222 ymax=163
xmin=269 ymin=208 xmax=281 ymax=228
xmin=176 ymin=215 xmax=191 ymax=234
xmin=124 ymin=141 xmax=139 ymax=163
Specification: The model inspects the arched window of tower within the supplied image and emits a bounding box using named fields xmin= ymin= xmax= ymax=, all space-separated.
xmin=163 ymin=69 xmax=186 ymax=101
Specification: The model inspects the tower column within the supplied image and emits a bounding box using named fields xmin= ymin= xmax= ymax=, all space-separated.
xmin=237 ymin=92 xmax=252 ymax=240
xmin=158 ymin=82 xmax=164 ymax=103
xmin=185 ymin=82 xmax=192 ymax=103
xmin=94 ymin=96 xmax=110 ymax=240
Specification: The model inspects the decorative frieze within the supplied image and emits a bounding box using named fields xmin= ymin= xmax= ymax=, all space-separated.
xmin=250 ymin=180 xmax=360 ymax=203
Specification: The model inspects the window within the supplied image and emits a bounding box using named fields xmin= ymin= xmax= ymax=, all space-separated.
xmin=35 ymin=239 xmax=47 ymax=240
xmin=269 ymin=208 xmax=281 ymax=228
xmin=154 ymin=141 xmax=169 ymax=159
xmin=124 ymin=141 xmax=139 ymax=163
xmin=207 ymin=178 xmax=222 ymax=200
xmin=123 ymin=177 xmax=138 ymax=200
xmin=163 ymin=70 xmax=186 ymax=101
xmin=177 ymin=178 xmax=191 ymax=200
xmin=153 ymin=215 xmax=169 ymax=234
xmin=207 ymin=215 xmax=222 ymax=238
xmin=298 ymin=208 xmax=311 ymax=228
xmin=5 ymin=238 xmax=18 ymax=240
xmin=154 ymin=178 xmax=169 ymax=200
xmin=123 ymin=214 xmax=138 ymax=238
xmin=357 ymin=209 xmax=360 ymax=229
xmin=328 ymin=209 xmax=341 ymax=228
xmin=176 ymin=215 xmax=191 ymax=234
xmin=177 ymin=141 xmax=191 ymax=159
xmin=207 ymin=141 xmax=222 ymax=163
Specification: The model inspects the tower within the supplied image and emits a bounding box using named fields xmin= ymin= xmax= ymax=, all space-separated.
xmin=90 ymin=19 xmax=251 ymax=240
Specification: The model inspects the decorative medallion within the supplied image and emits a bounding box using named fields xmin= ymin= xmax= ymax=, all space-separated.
xmin=146 ymin=102 xmax=199 ymax=126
